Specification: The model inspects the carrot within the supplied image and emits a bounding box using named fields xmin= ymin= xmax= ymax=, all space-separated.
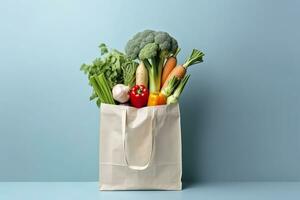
xmin=161 ymin=48 xmax=181 ymax=87
xmin=161 ymin=49 xmax=204 ymax=90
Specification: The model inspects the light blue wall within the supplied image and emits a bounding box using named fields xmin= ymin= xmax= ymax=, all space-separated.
xmin=0 ymin=0 xmax=300 ymax=181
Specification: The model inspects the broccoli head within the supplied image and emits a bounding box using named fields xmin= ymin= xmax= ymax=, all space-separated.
xmin=125 ymin=30 xmax=178 ymax=92
xmin=138 ymin=43 xmax=158 ymax=60
xmin=125 ymin=30 xmax=178 ymax=60
xmin=125 ymin=30 xmax=155 ymax=60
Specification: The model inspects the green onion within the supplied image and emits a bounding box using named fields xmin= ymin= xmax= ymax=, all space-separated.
xmin=183 ymin=49 xmax=204 ymax=69
xmin=167 ymin=75 xmax=191 ymax=104
xmin=160 ymin=76 xmax=181 ymax=97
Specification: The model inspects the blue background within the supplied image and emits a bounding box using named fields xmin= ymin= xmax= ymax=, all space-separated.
xmin=0 ymin=0 xmax=300 ymax=182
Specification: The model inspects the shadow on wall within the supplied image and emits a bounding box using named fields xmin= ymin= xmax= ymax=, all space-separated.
xmin=181 ymin=86 xmax=213 ymax=183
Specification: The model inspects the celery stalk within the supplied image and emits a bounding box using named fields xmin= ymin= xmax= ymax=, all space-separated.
xmin=89 ymin=73 xmax=115 ymax=105
xmin=89 ymin=76 xmax=105 ymax=103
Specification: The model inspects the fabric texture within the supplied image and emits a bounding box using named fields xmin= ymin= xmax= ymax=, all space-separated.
xmin=99 ymin=103 xmax=182 ymax=190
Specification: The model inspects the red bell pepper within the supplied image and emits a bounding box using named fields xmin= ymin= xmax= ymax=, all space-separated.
xmin=130 ymin=85 xmax=149 ymax=108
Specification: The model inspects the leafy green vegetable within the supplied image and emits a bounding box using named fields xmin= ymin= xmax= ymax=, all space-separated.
xmin=122 ymin=61 xmax=138 ymax=88
xmin=98 ymin=43 xmax=108 ymax=55
xmin=80 ymin=43 xmax=138 ymax=106
xmin=81 ymin=44 xmax=122 ymax=88
xmin=89 ymin=91 xmax=98 ymax=101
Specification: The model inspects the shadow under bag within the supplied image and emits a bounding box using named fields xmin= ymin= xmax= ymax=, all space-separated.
xmin=99 ymin=103 xmax=182 ymax=190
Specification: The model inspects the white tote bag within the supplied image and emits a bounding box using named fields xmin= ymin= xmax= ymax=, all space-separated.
xmin=99 ymin=103 xmax=182 ymax=190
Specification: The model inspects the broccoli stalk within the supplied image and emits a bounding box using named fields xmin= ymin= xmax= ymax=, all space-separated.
xmin=139 ymin=43 xmax=168 ymax=92
xmin=146 ymin=57 xmax=165 ymax=93
xmin=125 ymin=30 xmax=178 ymax=93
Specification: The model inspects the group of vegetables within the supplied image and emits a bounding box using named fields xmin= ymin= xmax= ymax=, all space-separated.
xmin=81 ymin=30 xmax=204 ymax=108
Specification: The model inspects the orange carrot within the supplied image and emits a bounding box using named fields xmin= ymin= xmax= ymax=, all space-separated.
xmin=161 ymin=49 xmax=204 ymax=90
xmin=163 ymin=65 xmax=186 ymax=87
xmin=161 ymin=48 xmax=181 ymax=87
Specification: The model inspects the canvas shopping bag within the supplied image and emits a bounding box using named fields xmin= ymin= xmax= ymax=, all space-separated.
xmin=99 ymin=103 xmax=182 ymax=190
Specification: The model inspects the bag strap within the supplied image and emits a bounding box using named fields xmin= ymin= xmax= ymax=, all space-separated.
xmin=121 ymin=108 xmax=155 ymax=170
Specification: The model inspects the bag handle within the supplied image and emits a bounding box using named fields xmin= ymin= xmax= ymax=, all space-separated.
xmin=121 ymin=108 xmax=155 ymax=170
